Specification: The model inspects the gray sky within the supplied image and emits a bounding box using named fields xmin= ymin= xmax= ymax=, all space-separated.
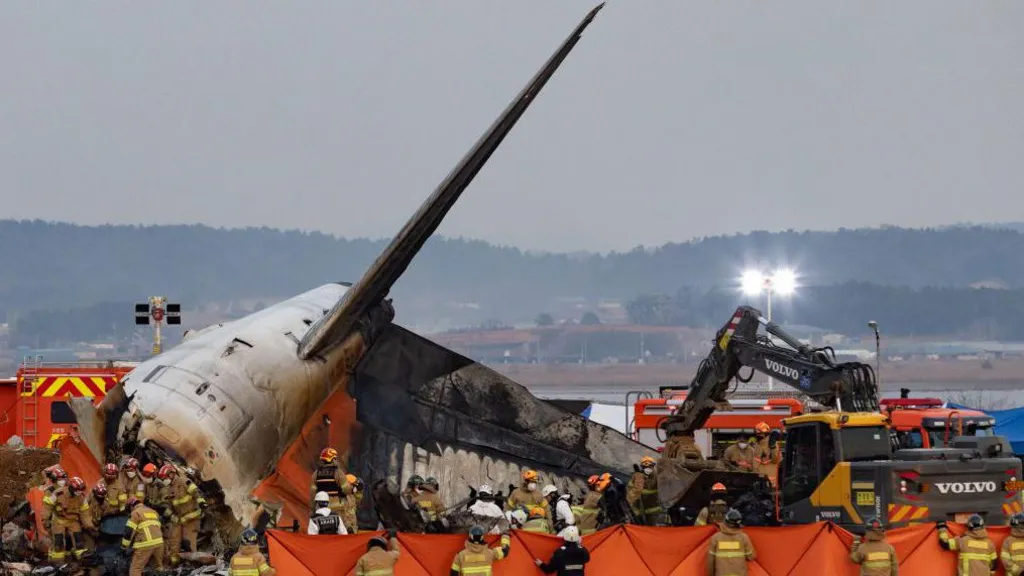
xmin=1 ymin=2 xmax=1021 ymax=253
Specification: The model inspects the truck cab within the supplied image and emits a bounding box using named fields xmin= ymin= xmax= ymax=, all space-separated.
xmin=881 ymin=397 xmax=995 ymax=449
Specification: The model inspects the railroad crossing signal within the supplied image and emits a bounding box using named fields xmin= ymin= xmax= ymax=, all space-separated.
xmin=134 ymin=297 xmax=181 ymax=356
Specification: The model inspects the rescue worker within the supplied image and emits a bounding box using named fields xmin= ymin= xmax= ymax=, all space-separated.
xmin=470 ymin=485 xmax=506 ymax=534
xmin=662 ymin=432 xmax=705 ymax=461
xmin=508 ymin=470 xmax=549 ymax=514
xmin=937 ymin=514 xmax=998 ymax=575
xmin=414 ymin=475 xmax=446 ymax=523
xmin=403 ymin=475 xmax=425 ymax=503
xmin=228 ymin=528 xmax=277 ymax=576
xmin=310 ymin=447 xmax=351 ymax=515
xmin=1002 ymin=513 xmax=1024 ymax=576
xmin=536 ymin=525 xmax=589 ymax=575
xmin=849 ymin=516 xmax=898 ymax=576
xmin=694 ymin=483 xmax=730 ymax=527
xmin=355 ymin=531 xmax=400 ymax=576
xmin=45 ymin=475 xmax=94 ymax=562
xmin=450 ymin=525 xmax=511 ymax=575
xmin=100 ymin=462 xmax=128 ymax=515
xmin=308 ymin=491 xmax=347 ymax=535
xmin=121 ymin=497 xmax=164 ymax=576
xmin=627 ymin=456 xmax=664 ymax=525
xmin=722 ymin=438 xmax=758 ymax=473
xmin=120 ymin=457 xmax=141 ymax=495
xmin=523 ymin=506 xmax=553 ymax=534
xmin=571 ymin=474 xmax=607 ymax=535
xmin=41 ymin=465 xmax=64 ymax=494
xmin=341 ymin=474 xmax=363 ymax=534
xmin=89 ymin=481 xmax=109 ymax=526
xmin=158 ymin=463 xmax=206 ymax=566
xmin=137 ymin=463 xmax=160 ymax=504
xmin=706 ymin=509 xmax=756 ymax=576
xmin=546 ymin=486 xmax=575 ymax=535
xmin=752 ymin=422 xmax=781 ymax=486
xmin=425 ymin=476 xmax=441 ymax=494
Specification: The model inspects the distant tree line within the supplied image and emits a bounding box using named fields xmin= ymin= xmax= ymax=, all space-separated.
xmin=626 ymin=282 xmax=1024 ymax=339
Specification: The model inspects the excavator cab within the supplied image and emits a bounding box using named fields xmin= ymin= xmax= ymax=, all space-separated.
xmin=777 ymin=412 xmax=892 ymax=526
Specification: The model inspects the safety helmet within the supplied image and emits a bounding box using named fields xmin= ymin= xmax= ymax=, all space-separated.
xmin=597 ymin=472 xmax=612 ymax=492
xmin=126 ymin=497 xmax=142 ymax=510
xmin=865 ymin=516 xmax=884 ymax=533
xmin=103 ymin=463 xmax=118 ymax=478
xmin=754 ymin=422 xmax=771 ymax=434
xmin=68 ymin=476 xmax=86 ymax=493
xmin=522 ymin=470 xmax=539 ymax=482
xmin=157 ymin=464 xmax=177 ymax=480
xmin=141 ymin=463 xmax=158 ymax=478
xmin=478 ymin=484 xmax=493 ymax=496
xmin=352 ymin=477 xmax=365 ymax=492
xmin=528 ymin=506 xmax=547 ymax=519
xmin=1012 ymin=513 xmax=1024 ymax=529
xmin=367 ymin=536 xmax=388 ymax=550
xmin=241 ymin=529 xmax=258 ymax=546
xmin=587 ymin=475 xmax=599 ymax=487
xmin=724 ymin=508 xmax=742 ymax=528
xmin=408 ymin=475 xmax=424 ymax=488
xmin=43 ymin=465 xmax=63 ymax=482
xmin=346 ymin=473 xmax=358 ymax=485
xmin=542 ymin=485 xmax=558 ymax=498
xmin=52 ymin=468 xmax=68 ymax=481
xmin=711 ymin=482 xmax=727 ymax=495
xmin=639 ymin=456 xmax=657 ymax=468
xmin=425 ymin=476 xmax=439 ymax=487
xmin=123 ymin=457 xmax=139 ymax=471
xmin=562 ymin=525 xmax=581 ymax=543
xmin=967 ymin=514 xmax=985 ymax=530
xmin=469 ymin=525 xmax=486 ymax=544
xmin=314 ymin=491 xmax=330 ymax=506
xmin=319 ymin=447 xmax=338 ymax=463
xmin=92 ymin=481 xmax=108 ymax=498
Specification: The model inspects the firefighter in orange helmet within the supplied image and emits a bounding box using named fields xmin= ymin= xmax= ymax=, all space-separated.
xmin=695 ymin=483 xmax=729 ymax=527
xmin=507 ymin=470 xmax=548 ymax=512
xmin=752 ymin=422 xmax=781 ymax=486
xmin=627 ymin=456 xmax=664 ymax=525
xmin=310 ymin=447 xmax=352 ymax=516
xmin=572 ymin=473 xmax=609 ymax=535
xmin=341 ymin=473 xmax=364 ymax=534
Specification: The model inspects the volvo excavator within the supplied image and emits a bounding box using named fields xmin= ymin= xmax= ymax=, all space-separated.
xmin=656 ymin=305 xmax=1023 ymax=532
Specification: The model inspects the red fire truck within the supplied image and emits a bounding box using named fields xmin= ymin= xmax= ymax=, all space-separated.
xmin=0 ymin=358 xmax=136 ymax=448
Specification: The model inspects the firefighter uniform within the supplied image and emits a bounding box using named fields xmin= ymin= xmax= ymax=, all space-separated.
xmin=355 ymin=536 xmax=400 ymax=576
xmin=44 ymin=484 xmax=94 ymax=561
xmin=571 ymin=490 xmax=603 ymax=535
xmin=1002 ymin=516 xmax=1024 ymax=576
xmin=706 ymin=523 xmax=756 ymax=576
xmin=695 ymin=499 xmax=729 ymax=527
xmin=938 ymin=519 xmax=998 ymax=576
xmin=122 ymin=502 xmax=165 ymax=576
xmin=627 ymin=463 xmax=664 ymax=525
xmin=228 ymin=544 xmax=277 ymax=576
xmin=342 ymin=475 xmax=363 ymax=534
xmin=166 ymin=474 xmax=205 ymax=564
xmin=523 ymin=507 xmax=553 ymax=534
xmin=310 ymin=459 xmax=352 ymax=516
xmin=507 ymin=486 xmax=547 ymax=511
xmin=722 ymin=442 xmax=758 ymax=473
xmin=849 ymin=522 xmax=897 ymax=576
xmin=412 ymin=486 xmax=446 ymax=522
xmin=450 ymin=534 xmax=511 ymax=575
xmin=753 ymin=436 xmax=781 ymax=486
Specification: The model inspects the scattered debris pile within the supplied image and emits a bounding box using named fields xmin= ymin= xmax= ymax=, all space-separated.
xmin=0 ymin=438 xmax=60 ymax=520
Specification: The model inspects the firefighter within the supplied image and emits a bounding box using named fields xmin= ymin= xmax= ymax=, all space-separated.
xmin=508 ymin=470 xmax=549 ymax=514
xmin=136 ymin=463 xmax=159 ymax=502
xmin=937 ymin=514 xmax=997 ymax=575
xmin=695 ymin=483 xmax=730 ymax=527
xmin=308 ymin=491 xmax=346 ymax=535
xmin=403 ymin=475 xmax=425 ymax=503
xmin=100 ymin=462 xmax=128 ymax=515
xmin=1003 ymin=513 xmax=1024 ymax=576
xmin=121 ymin=457 xmax=141 ymax=493
xmin=89 ymin=481 xmax=109 ymax=525
xmin=342 ymin=474 xmax=363 ymax=534
xmin=706 ymin=509 xmax=756 ymax=576
xmin=425 ymin=476 xmax=441 ymax=494
xmin=414 ymin=475 xmax=446 ymax=523
xmin=121 ymin=497 xmax=164 ymax=575
xmin=523 ymin=506 xmax=553 ymax=534
xmin=662 ymin=432 xmax=705 ymax=461
xmin=572 ymin=474 xmax=607 ymax=535
xmin=228 ymin=528 xmax=277 ymax=576
xmin=45 ymin=475 xmax=93 ymax=562
xmin=722 ymin=438 xmax=757 ymax=473
xmin=627 ymin=456 xmax=664 ymax=525
xmin=158 ymin=463 xmax=206 ymax=565
xmin=41 ymin=465 xmax=64 ymax=494
xmin=450 ymin=525 xmax=510 ymax=575
xmin=310 ymin=447 xmax=351 ymax=515
xmin=536 ymin=525 xmax=590 ymax=575
xmin=752 ymin=422 xmax=781 ymax=485
xmin=355 ymin=531 xmax=400 ymax=575
xmin=849 ymin=516 xmax=898 ymax=576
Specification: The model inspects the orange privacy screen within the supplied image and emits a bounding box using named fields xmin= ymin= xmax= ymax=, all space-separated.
xmin=268 ymin=522 xmax=1013 ymax=575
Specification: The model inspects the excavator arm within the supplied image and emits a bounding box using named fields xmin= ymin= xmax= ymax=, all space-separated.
xmin=663 ymin=306 xmax=879 ymax=438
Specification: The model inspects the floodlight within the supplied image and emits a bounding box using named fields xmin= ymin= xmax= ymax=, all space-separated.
xmin=771 ymin=268 xmax=797 ymax=296
xmin=741 ymin=270 xmax=764 ymax=295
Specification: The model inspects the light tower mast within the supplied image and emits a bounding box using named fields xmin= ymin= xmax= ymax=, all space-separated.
xmin=134 ymin=297 xmax=181 ymax=356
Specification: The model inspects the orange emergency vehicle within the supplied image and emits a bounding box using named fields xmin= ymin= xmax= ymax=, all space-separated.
xmin=630 ymin=386 xmax=803 ymax=457
xmin=0 ymin=359 xmax=135 ymax=448
xmin=881 ymin=396 xmax=995 ymax=449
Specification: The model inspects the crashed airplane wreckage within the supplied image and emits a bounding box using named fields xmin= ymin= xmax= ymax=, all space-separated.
xmin=70 ymin=2 xmax=655 ymax=536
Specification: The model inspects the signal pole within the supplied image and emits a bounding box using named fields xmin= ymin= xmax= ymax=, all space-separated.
xmin=135 ymin=297 xmax=181 ymax=356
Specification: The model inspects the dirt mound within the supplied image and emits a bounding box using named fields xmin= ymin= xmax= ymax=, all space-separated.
xmin=0 ymin=443 xmax=60 ymax=519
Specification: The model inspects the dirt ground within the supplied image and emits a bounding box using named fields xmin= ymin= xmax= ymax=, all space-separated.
xmin=494 ymin=357 xmax=1024 ymax=389
xmin=0 ymin=444 xmax=59 ymax=519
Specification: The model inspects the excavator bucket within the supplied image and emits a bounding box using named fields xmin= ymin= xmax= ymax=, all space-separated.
xmin=656 ymin=459 xmax=762 ymax=525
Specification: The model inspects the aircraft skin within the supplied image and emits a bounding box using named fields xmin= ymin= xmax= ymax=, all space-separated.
xmin=71 ymin=3 xmax=654 ymax=529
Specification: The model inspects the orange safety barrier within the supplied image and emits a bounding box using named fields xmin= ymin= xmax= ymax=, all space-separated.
xmin=267 ymin=522 xmax=1021 ymax=575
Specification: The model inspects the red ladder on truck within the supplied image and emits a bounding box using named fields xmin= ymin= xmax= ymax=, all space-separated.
xmin=19 ymin=355 xmax=42 ymax=447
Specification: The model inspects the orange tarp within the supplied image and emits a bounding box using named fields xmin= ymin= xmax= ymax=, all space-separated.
xmin=267 ymin=523 xmax=1020 ymax=575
